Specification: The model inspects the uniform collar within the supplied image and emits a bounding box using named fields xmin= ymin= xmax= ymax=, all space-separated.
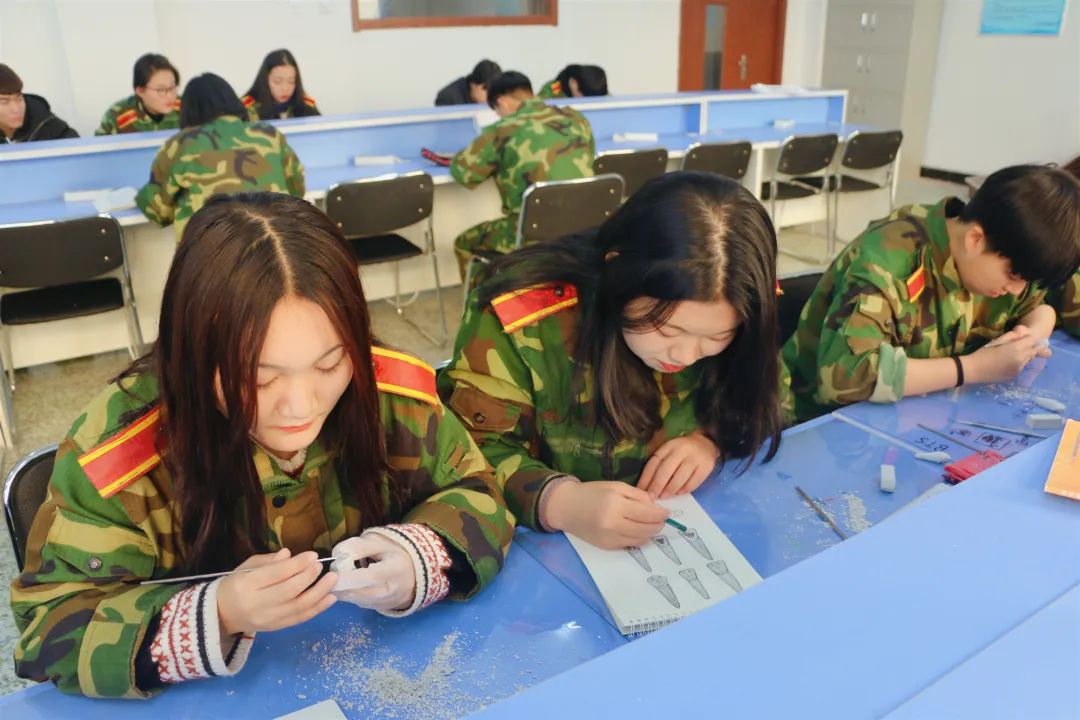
xmin=253 ymin=438 xmax=329 ymax=493
xmin=512 ymin=97 xmax=547 ymax=117
xmin=924 ymin=197 xmax=966 ymax=296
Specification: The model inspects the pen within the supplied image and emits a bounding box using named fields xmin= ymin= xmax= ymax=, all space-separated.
xmin=664 ymin=517 xmax=688 ymax=533
xmin=795 ymin=486 xmax=848 ymax=541
xmin=140 ymin=556 xmax=336 ymax=586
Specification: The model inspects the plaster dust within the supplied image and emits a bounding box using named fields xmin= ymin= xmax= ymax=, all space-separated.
xmin=842 ymin=493 xmax=872 ymax=533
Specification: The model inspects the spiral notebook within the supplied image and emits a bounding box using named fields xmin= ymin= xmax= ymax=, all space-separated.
xmin=566 ymin=494 xmax=762 ymax=636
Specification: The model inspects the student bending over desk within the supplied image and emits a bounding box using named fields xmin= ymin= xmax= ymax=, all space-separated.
xmin=439 ymin=172 xmax=783 ymax=550
xmin=10 ymin=194 xmax=513 ymax=698
xmin=782 ymin=164 xmax=1080 ymax=424
xmin=538 ymin=64 xmax=609 ymax=98
xmin=241 ymin=48 xmax=320 ymax=121
xmin=1047 ymin=155 xmax=1080 ymax=338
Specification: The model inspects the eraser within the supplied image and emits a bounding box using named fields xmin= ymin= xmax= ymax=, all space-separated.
xmin=915 ymin=450 xmax=950 ymax=464
xmin=1027 ymin=413 xmax=1064 ymax=430
xmin=613 ymin=132 xmax=659 ymax=143
xmin=1034 ymin=397 xmax=1066 ymax=413
xmin=879 ymin=464 xmax=896 ymax=493
xmin=772 ymin=119 xmax=796 ymax=129
xmin=353 ymin=155 xmax=402 ymax=166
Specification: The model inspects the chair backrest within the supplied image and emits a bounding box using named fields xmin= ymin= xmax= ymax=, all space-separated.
xmin=777 ymin=270 xmax=824 ymax=346
xmin=681 ymin=141 xmax=753 ymax=179
xmin=517 ymin=174 xmax=624 ymax=246
xmin=3 ymin=443 xmax=58 ymax=571
xmin=0 ymin=216 xmax=125 ymax=289
xmin=840 ymin=130 xmax=904 ymax=171
xmin=776 ymin=134 xmax=839 ymax=177
xmin=325 ymin=172 xmax=435 ymax=237
xmin=593 ymin=149 xmax=668 ymax=198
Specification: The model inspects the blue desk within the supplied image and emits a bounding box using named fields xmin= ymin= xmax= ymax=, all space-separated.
xmin=516 ymin=415 xmax=948 ymax=631
xmin=0 ymin=548 xmax=625 ymax=720
xmin=705 ymin=121 xmax=876 ymax=148
xmin=1052 ymin=329 xmax=1080 ymax=358
xmin=470 ymin=433 xmax=1080 ymax=719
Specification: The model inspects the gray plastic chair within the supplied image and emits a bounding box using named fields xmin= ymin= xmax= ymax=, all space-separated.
xmin=3 ymin=443 xmax=58 ymax=571
xmin=594 ymin=148 xmax=668 ymax=199
xmin=681 ymin=141 xmax=752 ymax=179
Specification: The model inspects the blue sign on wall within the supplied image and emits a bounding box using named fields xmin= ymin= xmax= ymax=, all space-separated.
xmin=981 ymin=0 xmax=1068 ymax=36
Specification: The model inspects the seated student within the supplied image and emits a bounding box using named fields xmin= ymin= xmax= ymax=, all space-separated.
xmin=450 ymin=70 xmax=595 ymax=280
xmin=96 ymin=54 xmax=181 ymax=135
xmin=10 ymin=192 xmax=513 ymax=698
xmin=0 ymin=64 xmax=77 ymax=143
xmin=242 ymin=49 xmax=320 ymax=121
xmin=538 ymin=64 xmax=609 ymax=98
xmin=435 ymin=59 xmax=501 ymax=106
xmin=1047 ymin=155 xmax=1080 ymax=337
xmin=782 ymin=164 xmax=1080 ymax=424
xmin=439 ymin=172 xmax=783 ymax=549
xmin=136 ymin=73 xmax=305 ymax=240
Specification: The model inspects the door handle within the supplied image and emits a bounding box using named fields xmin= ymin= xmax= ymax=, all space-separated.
xmin=738 ymin=54 xmax=748 ymax=81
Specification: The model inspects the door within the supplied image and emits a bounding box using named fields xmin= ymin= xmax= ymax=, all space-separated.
xmin=678 ymin=0 xmax=786 ymax=91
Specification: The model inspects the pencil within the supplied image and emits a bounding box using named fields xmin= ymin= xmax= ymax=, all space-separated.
xmin=665 ymin=517 xmax=688 ymax=532
xmin=795 ymin=486 xmax=848 ymax=541
xmin=139 ymin=556 xmax=336 ymax=586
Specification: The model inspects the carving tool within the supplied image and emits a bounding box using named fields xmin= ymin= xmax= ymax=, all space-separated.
xmin=796 ymin=486 xmax=848 ymax=541
xmin=140 ymin=556 xmax=335 ymax=586
xmin=955 ymin=419 xmax=1049 ymax=439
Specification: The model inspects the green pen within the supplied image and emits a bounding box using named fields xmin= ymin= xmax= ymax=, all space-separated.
xmin=665 ymin=517 xmax=688 ymax=532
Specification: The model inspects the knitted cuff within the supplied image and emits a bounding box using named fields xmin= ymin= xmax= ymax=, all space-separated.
xmin=364 ymin=523 xmax=452 ymax=618
xmin=537 ymin=474 xmax=580 ymax=532
xmin=150 ymin=579 xmax=254 ymax=683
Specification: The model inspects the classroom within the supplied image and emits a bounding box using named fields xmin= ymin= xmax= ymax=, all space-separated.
xmin=0 ymin=1 xmax=1078 ymax=718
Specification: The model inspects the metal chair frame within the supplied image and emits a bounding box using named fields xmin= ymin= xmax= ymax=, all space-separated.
xmin=828 ymin=129 xmax=903 ymax=250
xmin=3 ymin=443 xmax=58 ymax=570
xmin=767 ymin=133 xmax=840 ymax=266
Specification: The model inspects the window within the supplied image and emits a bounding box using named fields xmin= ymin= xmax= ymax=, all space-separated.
xmin=353 ymin=0 xmax=557 ymax=30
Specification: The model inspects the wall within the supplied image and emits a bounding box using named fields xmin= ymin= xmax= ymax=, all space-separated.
xmin=0 ymin=0 xmax=682 ymax=136
xmin=781 ymin=0 xmax=827 ymax=88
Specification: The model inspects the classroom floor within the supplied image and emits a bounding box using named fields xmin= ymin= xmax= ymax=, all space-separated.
xmin=0 ymin=177 xmax=963 ymax=696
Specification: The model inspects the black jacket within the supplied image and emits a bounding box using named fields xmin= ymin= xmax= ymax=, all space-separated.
xmin=434 ymin=76 xmax=471 ymax=106
xmin=2 ymin=94 xmax=79 ymax=143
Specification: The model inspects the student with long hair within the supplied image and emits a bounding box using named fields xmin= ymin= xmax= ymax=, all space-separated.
xmin=1048 ymin=155 xmax=1080 ymax=337
xmin=243 ymin=49 xmax=320 ymax=120
xmin=538 ymin=64 xmax=608 ymax=98
xmin=11 ymin=193 xmax=513 ymax=698
xmin=136 ymin=73 xmax=305 ymax=240
xmin=96 ymin=53 xmax=182 ymax=135
xmin=439 ymin=172 xmax=782 ymax=549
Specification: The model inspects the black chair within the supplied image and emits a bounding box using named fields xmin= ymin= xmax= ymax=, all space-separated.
xmin=681 ymin=141 xmax=752 ymax=179
xmin=325 ymin=172 xmax=447 ymax=345
xmin=0 ymin=215 xmax=144 ymax=442
xmin=3 ymin=443 xmax=58 ymax=571
xmin=594 ymin=148 xmax=669 ymax=200
xmin=463 ymin=174 xmax=625 ymax=294
xmin=762 ymin=133 xmax=839 ymax=263
xmin=777 ymin=270 xmax=825 ymax=346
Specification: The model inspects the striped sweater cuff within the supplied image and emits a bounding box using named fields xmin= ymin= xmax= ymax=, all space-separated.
xmin=150 ymin=579 xmax=254 ymax=683
xmin=364 ymin=524 xmax=452 ymax=617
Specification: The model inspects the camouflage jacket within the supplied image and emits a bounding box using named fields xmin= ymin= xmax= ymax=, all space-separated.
xmin=449 ymin=97 xmax=595 ymax=220
xmin=241 ymin=94 xmax=320 ymax=121
xmin=10 ymin=348 xmax=513 ymax=698
xmin=135 ymin=115 xmax=305 ymax=240
xmin=537 ymin=80 xmax=567 ymax=99
xmin=781 ymin=199 xmax=1046 ymax=423
xmin=438 ymin=284 xmax=703 ymax=531
xmin=95 ymin=95 xmax=181 ymax=135
xmin=1047 ymin=270 xmax=1080 ymax=338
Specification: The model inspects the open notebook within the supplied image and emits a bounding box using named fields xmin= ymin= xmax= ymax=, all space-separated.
xmin=567 ymin=494 xmax=762 ymax=636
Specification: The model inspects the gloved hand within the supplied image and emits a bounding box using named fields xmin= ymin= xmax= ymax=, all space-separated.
xmin=330 ymin=533 xmax=417 ymax=612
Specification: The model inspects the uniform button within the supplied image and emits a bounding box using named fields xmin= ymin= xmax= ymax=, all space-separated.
xmin=272 ymin=495 xmax=286 ymax=508
xmin=473 ymin=411 xmax=486 ymax=424
xmin=87 ymin=557 xmax=103 ymax=571
xmin=553 ymin=286 xmax=564 ymax=297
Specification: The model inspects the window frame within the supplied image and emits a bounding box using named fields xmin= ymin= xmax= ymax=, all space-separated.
xmin=352 ymin=0 xmax=558 ymax=30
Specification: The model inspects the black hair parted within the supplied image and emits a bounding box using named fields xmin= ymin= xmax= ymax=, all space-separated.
xmin=179 ymin=73 xmax=247 ymax=128
xmin=486 ymin=71 xmax=533 ymax=109
xmin=133 ymin=53 xmax=179 ymax=90
xmin=468 ymin=59 xmax=502 ymax=86
xmin=245 ymin=48 xmax=318 ymax=121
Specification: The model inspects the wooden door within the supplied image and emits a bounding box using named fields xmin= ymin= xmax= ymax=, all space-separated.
xmin=678 ymin=0 xmax=786 ymax=91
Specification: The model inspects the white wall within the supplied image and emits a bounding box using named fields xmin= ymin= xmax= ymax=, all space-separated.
xmin=781 ymin=0 xmax=827 ymax=88
xmin=923 ymin=0 xmax=1080 ymax=174
xmin=0 ymin=0 xmax=682 ymax=136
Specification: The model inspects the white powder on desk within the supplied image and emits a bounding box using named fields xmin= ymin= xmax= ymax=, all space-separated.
xmin=362 ymin=632 xmax=464 ymax=719
xmin=842 ymin=493 xmax=872 ymax=533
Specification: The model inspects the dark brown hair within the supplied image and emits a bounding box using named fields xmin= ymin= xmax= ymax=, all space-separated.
xmin=0 ymin=64 xmax=23 ymax=95
xmin=479 ymin=171 xmax=782 ymax=469
xmin=246 ymin=49 xmax=318 ymax=120
xmin=128 ymin=192 xmax=389 ymax=573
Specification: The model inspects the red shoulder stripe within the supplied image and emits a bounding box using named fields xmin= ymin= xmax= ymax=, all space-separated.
xmin=116 ymin=109 xmax=138 ymax=128
xmin=78 ymin=407 xmax=162 ymax=498
xmin=372 ymin=348 xmax=438 ymax=407
xmin=241 ymin=95 xmax=256 ymax=108
xmin=906 ymin=266 xmax=926 ymax=302
xmin=303 ymin=95 xmax=317 ymax=108
xmin=492 ymin=284 xmax=578 ymax=333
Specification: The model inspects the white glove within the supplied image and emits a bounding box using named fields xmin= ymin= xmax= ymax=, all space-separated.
xmin=330 ymin=533 xmax=417 ymax=613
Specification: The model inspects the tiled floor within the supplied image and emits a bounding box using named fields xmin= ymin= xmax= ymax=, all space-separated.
xmin=0 ymin=180 xmax=965 ymax=696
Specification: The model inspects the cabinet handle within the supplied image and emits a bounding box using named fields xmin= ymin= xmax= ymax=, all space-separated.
xmin=860 ymin=11 xmax=870 ymax=29
xmin=856 ymin=54 xmax=864 ymax=73
xmin=870 ymin=12 xmax=878 ymax=30
xmin=865 ymin=54 xmax=872 ymax=73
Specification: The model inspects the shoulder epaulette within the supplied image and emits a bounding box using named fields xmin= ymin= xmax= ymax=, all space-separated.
xmin=550 ymin=80 xmax=562 ymax=96
xmin=372 ymin=347 xmax=438 ymax=407
xmin=241 ymin=94 xmax=256 ymax=108
xmin=77 ymin=406 xmax=163 ymax=498
xmin=492 ymin=283 xmax=578 ymax=333
xmin=173 ymin=98 xmax=182 ymax=111
xmin=116 ymin=109 xmax=138 ymax=129
xmin=303 ymin=95 xmax=317 ymax=108
xmin=905 ymin=265 xmax=926 ymax=302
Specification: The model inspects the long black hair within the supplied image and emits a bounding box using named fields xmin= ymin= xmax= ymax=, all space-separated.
xmin=479 ymin=171 xmax=782 ymax=469
xmin=179 ymin=73 xmax=247 ymax=128
xmin=245 ymin=49 xmax=318 ymax=120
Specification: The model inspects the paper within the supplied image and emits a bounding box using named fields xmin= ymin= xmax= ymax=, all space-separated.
xmin=275 ymin=699 xmax=347 ymax=720
xmin=473 ymin=108 xmax=501 ymax=131
xmin=93 ymin=186 xmax=136 ymax=213
xmin=613 ymin=132 xmax=659 ymax=143
xmin=353 ymin=155 xmax=403 ymax=166
xmin=751 ymin=83 xmax=810 ymax=95
xmin=981 ymin=0 xmax=1066 ymax=36
xmin=1044 ymin=420 xmax=1080 ymax=500
xmin=567 ymin=494 xmax=761 ymax=635
xmin=63 ymin=189 xmax=109 ymax=203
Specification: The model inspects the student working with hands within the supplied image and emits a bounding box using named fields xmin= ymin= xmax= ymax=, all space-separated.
xmin=10 ymin=193 xmax=513 ymax=698
xmin=439 ymin=172 xmax=784 ymax=550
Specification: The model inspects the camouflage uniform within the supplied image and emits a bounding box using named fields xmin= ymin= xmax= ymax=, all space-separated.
xmin=537 ymin=80 xmax=566 ymax=99
xmin=449 ymin=97 xmax=595 ymax=280
xmin=10 ymin=348 xmax=513 ymax=698
xmin=135 ymin=115 xmax=305 ymax=240
xmin=95 ymin=95 xmax=181 ymax=135
xmin=241 ymin=94 xmax=320 ymax=121
xmin=438 ymin=284 xmax=703 ymax=530
xmin=1047 ymin=270 xmax=1080 ymax=338
xmin=781 ymin=199 xmax=1047 ymax=424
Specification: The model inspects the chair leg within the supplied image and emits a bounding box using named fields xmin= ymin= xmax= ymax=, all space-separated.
xmin=0 ymin=342 xmax=15 ymax=449
xmin=1 ymin=324 xmax=14 ymax=393
xmin=823 ymin=183 xmax=833 ymax=265
xmin=429 ymin=250 xmax=448 ymax=346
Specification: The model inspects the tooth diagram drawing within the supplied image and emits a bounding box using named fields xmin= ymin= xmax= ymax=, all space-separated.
xmin=707 ymin=560 xmax=743 ymax=592
xmin=626 ymin=546 xmax=652 ymax=572
xmin=653 ymin=535 xmax=682 ymax=565
xmin=678 ymin=568 xmax=710 ymax=599
xmin=678 ymin=528 xmax=713 ymax=560
xmin=647 ymin=575 xmax=681 ymax=609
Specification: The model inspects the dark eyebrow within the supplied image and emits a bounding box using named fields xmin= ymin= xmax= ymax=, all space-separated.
xmin=258 ymin=344 xmax=344 ymax=371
